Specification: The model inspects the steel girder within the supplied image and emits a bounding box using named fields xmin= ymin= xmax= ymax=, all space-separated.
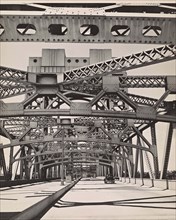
xmin=0 ymin=13 xmax=175 ymax=44
xmin=62 ymin=45 xmax=176 ymax=83
xmin=0 ymin=88 xmax=175 ymax=122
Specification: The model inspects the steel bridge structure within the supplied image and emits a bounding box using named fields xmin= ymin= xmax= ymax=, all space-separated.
xmin=0 ymin=1 xmax=176 ymax=186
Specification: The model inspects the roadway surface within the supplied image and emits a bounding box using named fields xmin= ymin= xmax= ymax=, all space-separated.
xmin=0 ymin=178 xmax=175 ymax=220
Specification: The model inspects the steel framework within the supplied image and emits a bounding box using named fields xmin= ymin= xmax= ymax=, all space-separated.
xmin=0 ymin=2 xmax=175 ymax=182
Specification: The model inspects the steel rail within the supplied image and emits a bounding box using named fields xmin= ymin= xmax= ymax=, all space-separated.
xmin=10 ymin=178 xmax=81 ymax=220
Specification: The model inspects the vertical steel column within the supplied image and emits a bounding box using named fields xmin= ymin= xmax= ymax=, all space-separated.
xmin=61 ymin=128 xmax=65 ymax=185
xmin=37 ymin=155 xmax=43 ymax=179
xmin=138 ymin=137 xmax=144 ymax=183
xmin=109 ymin=155 xmax=113 ymax=176
xmin=101 ymin=166 xmax=103 ymax=176
xmin=124 ymin=161 xmax=127 ymax=180
xmin=58 ymin=165 xmax=60 ymax=178
xmin=20 ymin=148 xmax=25 ymax=179
xmin=25 ymin=148 xmax=31 ymax=180
xmin=133 ymin=138 xmax=139 ymax=178
xmin=122 ymin=147 xmax=127 ymax=178
xmin=144 ymin=150 xmax=154 ymax=179
xmin=118 ymin=160 xmax=122 ymax=179
xmin=30 ymin=162 xmax=34 ymax=179
xmin=0 ymin=148 xmax=7 ymax=179
xmin=8 ymin=147 xmax=14 ymax=180
xmin=12 ymin=160 xmax=20 ymax=180
xmin=150 ymin=124 xmax=159 ymax=179
xmin=160 ymin=123 xmax=174 ymax=179
xmin=139 ymin=149 xmax=144 ymax=184
xmin=104 ymin=165 xmax=106 ymax=176
xmin=126 ymin=158 xmax=132 ymax=179
xmin=70 ymin=151 xmax=74 ymax=180
xmin=140 ymin=132 xmax=154 ymax=179
xmin=128 ymin=139 xmax=134 ymax=177
xmin=96 ymin=159 xmax=100 ymax=176
xmin=48 ymin=167 xmax=52 ymax=178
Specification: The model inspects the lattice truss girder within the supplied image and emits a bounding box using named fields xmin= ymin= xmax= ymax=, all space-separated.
xmin=62 ymin=44 xmax=176 ymax=82
xmin=0 ymin=44 xmax=176 ymax=99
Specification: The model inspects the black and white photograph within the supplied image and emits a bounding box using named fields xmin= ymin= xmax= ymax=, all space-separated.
xmin=0 ymin=0 xmax=176 ymax=219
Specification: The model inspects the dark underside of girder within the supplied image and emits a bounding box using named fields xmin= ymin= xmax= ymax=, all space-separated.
xmin=1 ymin=3 xmax=176 ymax=13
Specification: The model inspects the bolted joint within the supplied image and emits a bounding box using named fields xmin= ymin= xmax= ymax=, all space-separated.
xmin=165 ymin=101 xmax=176 ymax=115
xmin=111 ymin=135 xmax=120 ymax=145
xmin=136 ymin=106 xmax=156 ymax=120
xmin=30 ymin=121 xmax=38 ymax=128
xmin=103 ymin=75 xmax=120 ymax=93
xmin=150 ymin=145 xmax=157 ymax=156
xmin=0 ymin=102 xmax=23 ymax=117
xmin=127 ymin=119 xmax=135 ymax=126
xmin=166 ymin=76 xmax=176 ymax=94
xmin=10 ymin=139 xmax=19 ymax=145
xmin=44 ymin=135 xmax=54 ymax=141
xmin=94 ymin=120 xmax=102 ymax=128
xmin=70 ymin=102 xmax=91 ymax=115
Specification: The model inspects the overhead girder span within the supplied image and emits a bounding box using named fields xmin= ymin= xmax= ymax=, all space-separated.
xmin=1 ymin=74 xmax=171 ymax=100
xmin=0 ymin=138 xmax=152 ymax=154
xmin=12 ymin=150 xmax=115 ymax=163
xmin=0 ymin=115 xmax=159 ymax=126
xmin=41 ymin=161 xmax=113 ymax=171
xmin=63 ymin=75 xmax=173 ymax=95
xmin=0 ymin=103 xmax=175 ymax=123
xmin=33 ymin=156 xmax=113 ymax=167
xmin=0 ymin=13 xmax=175 ymax=44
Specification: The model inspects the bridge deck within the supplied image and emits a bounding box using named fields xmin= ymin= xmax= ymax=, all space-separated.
xmin=0 ymin=178 xmax=175 ymax=220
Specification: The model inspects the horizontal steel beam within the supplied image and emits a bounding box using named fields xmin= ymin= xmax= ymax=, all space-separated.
xmin=13 ymin=149 xmax=114 ymax=162
xmin=0 ymin=107 xmax=174 ymax=123
xmin=0 ymin=14 xmax=175 ymax=44
xmin=0 ymin=70 xmax=170 ymax=99
xmin=0 ymin=136 xmax=153 ymax=154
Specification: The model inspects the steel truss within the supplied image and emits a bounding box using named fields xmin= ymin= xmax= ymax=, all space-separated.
xmin=0 ymin=3 xmax=176 ymax=181
xmin=1 ymin=44 xmax=176 ymax=99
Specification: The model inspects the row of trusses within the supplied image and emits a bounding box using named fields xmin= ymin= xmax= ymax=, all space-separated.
xmin=0 ymin=2 xmax=176 ymax=181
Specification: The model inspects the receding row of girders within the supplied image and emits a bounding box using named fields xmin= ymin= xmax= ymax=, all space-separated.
xmin=0 ymin=8 xmax=175 ymax=181
xmin=0 ymin=115 xmax=162 ymax=180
